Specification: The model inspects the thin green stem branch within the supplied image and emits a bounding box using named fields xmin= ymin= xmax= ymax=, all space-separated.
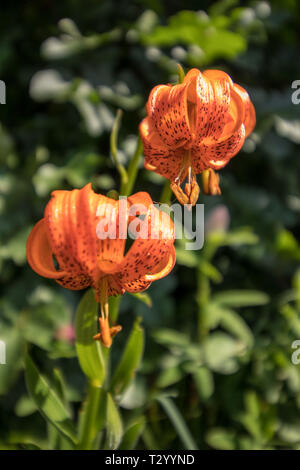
xmin=124 ymin=136 xmax=143 ymax=196
xmin=77 ymin=383 xmax=102 ymax=450
xmin=110 ymin=109 xmax=128 ymax=195
xmin=160 ymin=180 xmax=172 ymax=204
xmin=77 ymin=295 xmax=122 ymax=449
xmin=196 ymin=263 xmax=210 ymax=340
xmin=157 ymin=396 xmax=198 ymax=450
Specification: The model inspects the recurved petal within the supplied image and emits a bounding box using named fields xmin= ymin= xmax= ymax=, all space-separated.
xmin=44 ymin=187 xmax=84 ymax=275
xmin=146 ymin=83 xmax=192 ymax=148
xmin=96 ymin=195 xmax=127 ymax=275
xmin=185 ymin=69 xmax=232 ymax=144
xmin=26 ymin=218 xmax=66 ymax=279
xmin=201 ymin=69 xmax=232 ymax=142
xmin=128 ymin=191 xmax=154 ymax=211
xmin=232 ymin=84 xmax=256 ymax=137
xmin=144 ymin=245 xmax=176 ymax=282
xmin=184 ymin=69 xmax=212 ymax=140
xmin=244 ymin=101 xmax=256 ymax=137
xmin=116 ymin=277 xmax=152 ymax=294
xmin=192 ymin=124 xmax=246 ymax=173
xmin=117 ymin=204 xmax=175 ymax=290
xmin=219 ymin=84 xmax=247 ymax=141
xmin=140 ymin=118 xmax=187 ymax=182
xmin=56 ymin=273 xmax=91 ymax=291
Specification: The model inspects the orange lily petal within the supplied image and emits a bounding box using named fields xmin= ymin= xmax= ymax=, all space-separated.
xmin=26 ymin=218 xmax=66 ymax=279
xmin=116 ymin=204 xmax=175 ymax=289
xmin=144 ymin=245 xmax=176 ymax=282
xmin=192 ymin=124 xmax=246 ymax=173
xmin=44 ymin=187 xmax=85 ymax=275
xmin=244 ymin=101 xmax=256 ymax=138
xmin=96 ymin=197 xmax=127 ymax=275
xmin=185 ymin=69 xmax=232 ymax=144
xmin=146 ymin=83 xmax=192 ymax=148
xmin=184 ymin=69 xmax=212 ymax=140
xmin=202 ymin=69 xmax=232 ymax=143
xmin=56 ymin=273 xmax=91 ymax=291
xmin=233 ymin=84 xmax=256 ymax=137
xmin=140 ymin=118 xmax=187 ymax=183
xmin=128 ymin=191 xmax=154 ymax=210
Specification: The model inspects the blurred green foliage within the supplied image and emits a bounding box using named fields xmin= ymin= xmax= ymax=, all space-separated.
xmin=0 ymin=0 xmax=300 ymax=450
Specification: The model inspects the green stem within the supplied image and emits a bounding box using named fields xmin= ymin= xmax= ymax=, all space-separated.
xmin=77 ymin=295 xmax=122 ymax=449
xmin=77 ymin=382 xmax=102 ymax=450
xmin=196 ymin=265 xmax=210 ymax=340
xmin=176 ymin=63 xmax=185 ymax=84
xmin=110 ymin=109 xmax=128 ymax=195
xmin=109 ymin=295 xmax=121 ymax=324
xmin=157 ymin=396 xmax=198 ymax=450
xmin=160 ymin=180 xmax=172 ymax=204
xmin=124 ymin=136 xmax=143 ymax=196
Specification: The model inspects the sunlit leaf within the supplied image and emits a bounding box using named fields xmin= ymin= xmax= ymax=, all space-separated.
xmin=111 ymin=317 xmax=144 ymax=396
xmin=157 ymin=395 xmax=198 ymax=450
xmin=119 ymin=416 xmax=146 ymax=450
xmin=75 ymin=289 xmax=105 ymax=387
xmin=24 ymin=353 xmax=77 ymax=445
xmin=105 ymin=393 xmax=123 ymax=450
xmin=206 ymin=427 xmax=236 ymax=450
xmin=213 ymin=290 xmax=269 ymax=307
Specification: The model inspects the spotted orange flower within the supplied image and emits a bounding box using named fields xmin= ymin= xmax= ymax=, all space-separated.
xmin=139 ymin=68 xmax=256 ymax=205
xmin=26 ymin=183 xmax=176 ymax=347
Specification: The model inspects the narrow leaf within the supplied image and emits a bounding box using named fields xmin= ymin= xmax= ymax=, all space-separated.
xmin=111 ymin=317 xmax=144 ymax=396
xmin=24 ymin=353 xmax=77 ymax=445
xmin=157 ymin=396 xmax=198 ymax=450
xmin=105 ymin=393 xmax=123 ymax=450
xmin=119 ymin=416 xmax=146 ymax=450
xmin=129 ymin=292 xmax=152 ymax=307
xmin=219 ymin=308 xmax=254 ymax=348
xmin=213 ymin=290 xmax=269 ymax=308
xmin=75 ymin=289 xmax=105 ymax=386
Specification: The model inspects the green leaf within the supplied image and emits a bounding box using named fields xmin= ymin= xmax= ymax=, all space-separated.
xmin=219 ymin=308 xmax=254 ymax=348
xmin=15 ymin=395 xmax=37 ymax=417
xmin=198 ymin=259 xmax=223 ymax=283
xmin=105 ymin=393 xmax=123 ymax=450
xmin=75 ymin=289 xmax=105 ymax=387
xmin=157 ymin=396 xmax=198 ymax=450
xmin=275 ymin=229 xmax=300 ymax=260
xmin=203 ymin=332 xmax=244 ymax=374
xmin=119 ymin=416 xmax=146 ymax=450
xmin=213 ymin=290 xmax=269 ymax=307
xmin=209 ymin=228 xmax=258 ymax=247
xmin=152 ymin=328 xmax=189 ymax=348
xmin=111 ymin=317 xmax=144 ymax=396
xmin=141 ymin=10 xmax=246 ymax=64
xmin=0 ymin=327 xmax=24 ymax=395
xmin=24 ymin=353 xmax=77 ymax=445
xmin=157 ymin=366 xmax=184 ymax=388
xmin=206 ymin=428 xmax=236 ymax=450
xmin=129 ymin=292 xmax=152 ymax=307
xmin=193 ymin=367 xmax=214 ymax=401
xmin=175 ymin=248 xmax=198 ymax=268
xmin=78 ymin=386 xmax=106 ymax=449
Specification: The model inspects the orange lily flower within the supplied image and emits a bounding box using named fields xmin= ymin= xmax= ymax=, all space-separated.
xmin=139 ymin=68 xmax=256 ymax=205
xmin=26 ymin=183 xmax=176 ymax=347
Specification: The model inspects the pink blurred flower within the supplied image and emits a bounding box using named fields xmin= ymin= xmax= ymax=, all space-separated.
xmin=205 ymin=205 xmax=230 ymax=235
xmin=55 ymin=324 xmax=75 ymax=343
